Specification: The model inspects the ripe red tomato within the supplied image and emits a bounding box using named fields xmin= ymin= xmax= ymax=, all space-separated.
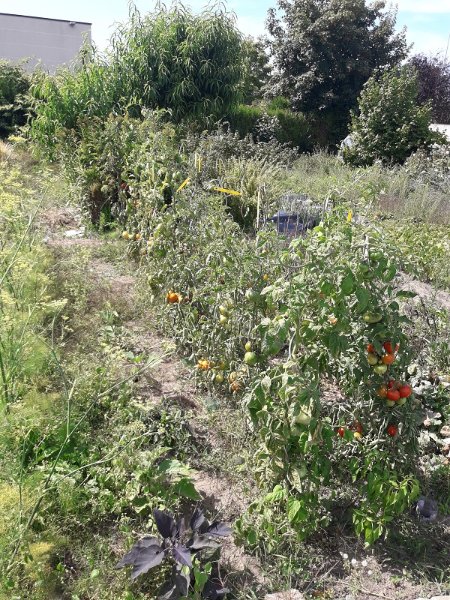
xmin=353 ymin=421 xmax=363 ymax=434
xmin=387 ymin=424 xmax=398 ymax=437
xmin=337 ymin=427 xmax=345 ymax=437
xmin=398 ymin=384 xmax=412 ymax=398
xmin=382 ymin=353 xmax=396 ymax=365
xmin=366 ymin=343 xmax=375 ymax=354
xmin=383 ymin=341 xmax=394 ymax=354
xmin=386 ymin=389 xmax=400 ymax=401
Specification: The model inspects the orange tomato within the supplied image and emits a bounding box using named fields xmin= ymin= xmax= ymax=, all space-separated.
xmin=377 ymin=385 xmax=388 ymax=398
xmin=167 ymin=291 xmax=181 ymax=304
xmin=382 ymin=353 xmax=396 ymax=365
xmin=367 ymin=343 xmax=375 ymax=354
xmin=197 ymin=359 xmax=212 ymax=371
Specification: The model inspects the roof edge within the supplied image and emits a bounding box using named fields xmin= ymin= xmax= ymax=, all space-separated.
xmin=0 ymin=12 xmax=92 ymax=26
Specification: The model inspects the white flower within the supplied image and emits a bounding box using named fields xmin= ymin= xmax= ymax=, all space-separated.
xmin=351 ymin=558 xmax=358 ymax=566
xmin=361 ymin=559 xmax=368 ymax=567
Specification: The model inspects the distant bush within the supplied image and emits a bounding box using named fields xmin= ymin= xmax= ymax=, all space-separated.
xmin=344 ymin=66 xmax=443 ymax=166
xmin=0 ymin=61 xmax=30 ymax=138
xmin=228 ymin=104 xmax=311 ymax=151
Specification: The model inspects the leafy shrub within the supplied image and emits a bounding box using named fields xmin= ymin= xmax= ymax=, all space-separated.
xmin=58 ymin=111 xmax=182 ymax=225
xmin=0 ymin=60 xmax=30 ymax=138
xmin=228 ymin=104 xmax=311 ymax=150
xmin=344 ymin=66 xmax=443 ymax=166
xmin=184 ymin=126 xmax=299 ymax=168
xmin=30 ymin=4 xmax=244 ymax=152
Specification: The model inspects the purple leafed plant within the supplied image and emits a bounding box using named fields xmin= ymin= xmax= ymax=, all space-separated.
xmin=116 ymin=507 xmax=231 ymax=599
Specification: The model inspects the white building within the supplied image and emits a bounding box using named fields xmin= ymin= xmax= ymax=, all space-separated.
xmin=0 ymin=12 xmax=92 ymax=72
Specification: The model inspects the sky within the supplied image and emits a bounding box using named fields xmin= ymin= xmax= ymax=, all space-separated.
xmin=1 ymin=0 xmax=450 ymax=57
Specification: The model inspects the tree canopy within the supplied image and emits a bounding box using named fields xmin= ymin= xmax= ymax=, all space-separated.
xmin=408 ymin=54 xmax=450 ymax=125
xmin=266 ymin=0 xmax=408 ymax=139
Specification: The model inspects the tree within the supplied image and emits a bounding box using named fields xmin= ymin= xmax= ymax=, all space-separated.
xmin=31 ymin=4 xmax=245 ymax=149
xmin=408 ymin=54 xmax=450 ymax=124
xmin=266 ymin=0 xmax=408 ymax=142
xmin=240 ymin=37 xmax=271 ymax=104
xmin=344 ymin=66 xmax=442 ymax=166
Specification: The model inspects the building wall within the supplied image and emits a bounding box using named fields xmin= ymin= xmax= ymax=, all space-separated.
xmin=0 ymin=13 xmax=91 ymax=72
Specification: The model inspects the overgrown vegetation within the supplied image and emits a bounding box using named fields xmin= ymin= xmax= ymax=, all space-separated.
xmin=0 ymin=60 xmax=30 ymax=138
xmin=1 ymin=2 xmax=449 ymax=599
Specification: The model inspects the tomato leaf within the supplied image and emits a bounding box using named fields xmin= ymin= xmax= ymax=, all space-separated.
xmin=341 ymin=271 xmax=355 ymax=295
xmin=355 ymin=287 xmax=370 ymax=312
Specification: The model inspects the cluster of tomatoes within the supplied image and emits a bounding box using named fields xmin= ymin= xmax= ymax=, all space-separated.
xmin=367 ymin=336 xmax=412 ymax=439
xmin=366 ymin=340 xmax=399 ymax=375
xmin=337 ymin=421 xmax=363 ymax=440
xmin=337 ymin=327 xmax=413 ymax=441
xmin=377 ymin=380 xmax=412 ymax=406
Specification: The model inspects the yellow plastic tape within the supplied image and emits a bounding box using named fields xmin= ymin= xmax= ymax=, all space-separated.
xmin=176 ymin=178 xmax=191 ymax=193
xmin=213 ymin=187 xmax=242 ymax=196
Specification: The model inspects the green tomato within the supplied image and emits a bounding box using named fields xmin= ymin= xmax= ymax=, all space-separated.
xmin=244 ymin=351 xmax=257 ymax=366
xmin=397 ymin=397 xmax=407 ymax=406
xmin=219 ymin=314 xmax=228 ymax=325
xmin=219 ymin=305 xmax=229 ymax=316
xmin=245 ymin=341 xmax=252 ymax=352
xmin=296 ymin=465 xmax=307 ymax=479
xmin=245 ymin=288 xmax=258 ymax=302
xmin=363 ymin=312 xmax=383 ymax=324
xmin=374 ymin=364 xmax=388 ymax=375
xmin=367 ymin=353 xmax=378 ymax=366
xmin=386 ymin=399 xmax=396 ymax=407
xmin=214 ymin=372 xmax=224 ymax=384
xmin=294 ymin=412 xmax=312 ymax=426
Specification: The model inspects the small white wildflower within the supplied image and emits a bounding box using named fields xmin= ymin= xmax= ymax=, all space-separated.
xmin=368 ymin=569 xmax=373 ymax=575
xmin=342 ymin=552 xmax=349 ymax=560
xmin=351 ymin=558 xmax=358 ymax=566
xmin=361 ymin=559 xmax=368 ymax=567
